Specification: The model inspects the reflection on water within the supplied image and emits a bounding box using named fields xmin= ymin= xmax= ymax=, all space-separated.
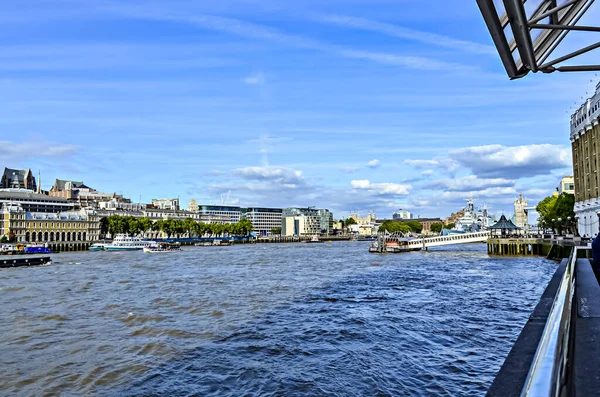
xmin=0 ymin=243 xmax=555 ymax=396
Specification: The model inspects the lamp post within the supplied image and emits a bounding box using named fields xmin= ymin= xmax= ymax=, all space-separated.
xmin=557 ymin=217 xmax=562 ymax=236
xmin=574 ymin=215 xmax=579 ymax=237
xmin=552 ymin=218 xmax=556 ymax=235
xmin=567 ymin=216 xmax=572 ymax=235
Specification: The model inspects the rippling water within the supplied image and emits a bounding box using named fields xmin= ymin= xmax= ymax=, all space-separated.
xmin=0 ymin=242 xmax=556 ymax=396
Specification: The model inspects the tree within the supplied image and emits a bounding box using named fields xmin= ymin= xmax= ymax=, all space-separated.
xmin=345 ymin=218 xmax=357 ymax=226
xmin=445 ymin=222 xmax=455 ymax=230
xmin=237 ymin=219 xmax=254 ymax=236
xmin=406 ymin=220 xmax=423 ymax=233
xmin=271 ymin=227 xmax=281 ymax=235
xmin=0 ymin=235 xmax=8 ymax=243
xmin=430 ymin=223 xmax=443 ymax=233
xmin=536 ymin=193 xmax=575 ymax=233
xmin=379 ymin=220 xmax=411 ymax=234
xmin=138 ymin=218 xmax=154 ymax=235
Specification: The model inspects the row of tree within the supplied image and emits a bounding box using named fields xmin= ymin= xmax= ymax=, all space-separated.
xmin=378 ymin=220 xmax=425 ymax=234
xmin=100 ymin=215 xmax=254 ymax=238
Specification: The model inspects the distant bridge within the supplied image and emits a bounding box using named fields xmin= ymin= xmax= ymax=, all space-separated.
xmin=371 ymin=231 xmax=490 ymax=253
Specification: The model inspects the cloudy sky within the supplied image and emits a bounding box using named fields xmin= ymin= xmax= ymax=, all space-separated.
xmin=2 ymin=0 xmax=599 ymax=220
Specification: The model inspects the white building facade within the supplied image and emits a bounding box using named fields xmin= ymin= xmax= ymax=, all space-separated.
xmin=151 ymin=198 xmax=180 ymax=211
xmin=243 ymin=207 xmax=282 ymax=236
xmin=571 ymin=82 xmax=600 ymax=237
xmin=393 ymin=209 xmax=412 ymax=220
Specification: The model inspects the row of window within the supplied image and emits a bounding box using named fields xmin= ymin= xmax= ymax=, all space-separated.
xmin=573 ymin=99 xmax=600 ymax=128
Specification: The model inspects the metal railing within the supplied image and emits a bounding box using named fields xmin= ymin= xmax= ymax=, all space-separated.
xmin=520 ymin=246 xmax=589 ymax=396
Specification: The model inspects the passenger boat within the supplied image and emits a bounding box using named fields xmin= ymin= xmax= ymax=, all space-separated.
xmin=104 ymin=234 xmax=156 ymax=251
xmin=143 ymin=242 xmax=181 ymax=253
xmin=89 ymin=243 xmax=106 ymax=252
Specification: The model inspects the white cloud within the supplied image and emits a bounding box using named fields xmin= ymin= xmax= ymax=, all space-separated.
xmin=430 ymin=175 xmax=515 ymax=192
xmin=0 ymin=140 xmax=80 ymax=163
xmin=233 ymin=166 xmax=305 ymax=185
xmin=351 ymin=179 xmax=411 ymax=195
xmin=320 ymin=15 xmax=496 ymax=55
xmin=243 ymin=73 xmax=265 ymax=85
xmin=101 ymin=8 xmax=475 ymax=72
xmin=449 ymin=144 xmax=572 ymax=178
xmin=340 ymin=166 xmax=358 ymax=174
xmin=366 ymin=159 xmax=380 ymax=168
xmin=421 ymin=170 xmax=434 ymax=176
xmin=405 ymin=159 xmax=440 ymax=168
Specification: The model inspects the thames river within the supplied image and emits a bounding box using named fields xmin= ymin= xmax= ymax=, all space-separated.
xmin=0 ymin=242 xmax=556 ymax=396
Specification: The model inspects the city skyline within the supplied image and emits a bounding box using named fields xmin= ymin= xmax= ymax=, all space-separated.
xmin=2 ymin=1 xmax=599 ymax=218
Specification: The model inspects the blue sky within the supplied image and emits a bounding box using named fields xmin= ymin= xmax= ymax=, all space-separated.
xmin=1 ymin=0 xmax=599 ymax=220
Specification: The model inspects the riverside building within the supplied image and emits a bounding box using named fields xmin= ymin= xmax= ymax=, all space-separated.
xmin=571 ymin=82 xmax=600 ymax=237
xmin=1 ymin=204 xmax=100 ymax=248
xmin=0 ymin=189 xmax=73 ymax=213
xmin=49 ymin=179 xmax=126 ymax=209
xmin=1 ymin=168 xmax=37 ymax=191
xmin=282 ymin=207 xmax=334 ymax=236
xmin=242 ymin=207 xmax=283 ymax=236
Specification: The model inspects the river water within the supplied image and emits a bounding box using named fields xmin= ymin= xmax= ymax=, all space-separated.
xmin=0 ymin=242 xmax=556 ymax=396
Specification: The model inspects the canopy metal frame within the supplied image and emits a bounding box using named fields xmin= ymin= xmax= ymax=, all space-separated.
xmin=476 ymin=0 xmax=599 ymax=79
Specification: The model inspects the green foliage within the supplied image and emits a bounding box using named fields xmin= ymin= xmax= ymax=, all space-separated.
xmin=344 ymin=218 xmax=357 ymax=226
xmin=0 ymin=235 xmax=8 ymax=243
xmin=100 ymin=215 xmax=254 ymax=238
xmin=271 ymin=227 xmax=282 ymax=235
xmin=536 ymin=193 xmax=575 ymax=227
xmin=445 ymin=222 xmax=455 ymax=230
xmin=379 ymin=220 xmax=411 ymax=234
xmin=406 ymin=220 xmax=423 ymax=233
xmin=430 ymin=223 xmax=443 ymax=233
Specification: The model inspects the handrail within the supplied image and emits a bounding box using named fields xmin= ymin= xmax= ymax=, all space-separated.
xmin=520 ymin=246 xmax=589 ymax=396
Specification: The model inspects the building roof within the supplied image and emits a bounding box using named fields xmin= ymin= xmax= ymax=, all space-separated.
xmin=489 ymin=215 xmax=521 ymax=230
xmin=54 ymin=179 xmax=89 ymax=190
xmin=0 ymin=189 xmax=69 ymax=203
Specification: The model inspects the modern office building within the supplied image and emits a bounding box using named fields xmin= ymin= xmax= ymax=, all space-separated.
xmin=151 ymin=198 xmax=180 ymax=211
xmin=1 ymin=168 xmax=37 ymax=191
xmin=571 ymin=82 xmax=600 ymax=237
xmin=0 ymin=189 xmax=73 ymax=213
xmin=243 ymin=207 xmax=283 ymax=236
xmin=393 ymin=209 xmax=412 ymax=220
xmin=282 ymin=207 xmax=333 ymax=235
xmin=558 ymin=176 xmax=575 ymax=195
xmin=281 ymin=214 xmax=321 ymax=236
xmin=196 ymin=205 xmax=241 ymax=223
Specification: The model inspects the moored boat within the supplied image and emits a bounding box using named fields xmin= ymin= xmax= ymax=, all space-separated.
xmin=104 ymin=234 xmax=156 ymax=251
xmin=143 ymin=242 xmax=182 ymax=253
xmin=89 ymin=243 xmax=106 ymax=252
xmin=305 ymin=235 xmax=323 ymax=243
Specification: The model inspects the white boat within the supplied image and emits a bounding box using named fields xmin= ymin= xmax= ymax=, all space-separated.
xmin=89 ymin=243 xmax=106 ymax=252
xmin=306 ymin=235 xmax=322 ymax=243
xmin=143 ymin=243 xmax=181 ymax=253
xmin=104 ymin=234 xmax=156 ymax=251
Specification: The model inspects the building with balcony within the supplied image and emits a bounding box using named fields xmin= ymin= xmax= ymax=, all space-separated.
xmin=570 ymin=83 xmax=600 ymax=237
xmin=1 ymin=168 xmax=37 ymax=191
xmin=242 ymin=207 xmax=283 ymax=236
xmin=283 ymin=207 xmax=333 ymax=235
xmin=281 ymin=214 xmax=321 ymax=236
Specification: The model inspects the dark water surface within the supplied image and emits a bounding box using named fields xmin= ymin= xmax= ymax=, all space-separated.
xmin=0 ymin=242 xmax=556 ymax=396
